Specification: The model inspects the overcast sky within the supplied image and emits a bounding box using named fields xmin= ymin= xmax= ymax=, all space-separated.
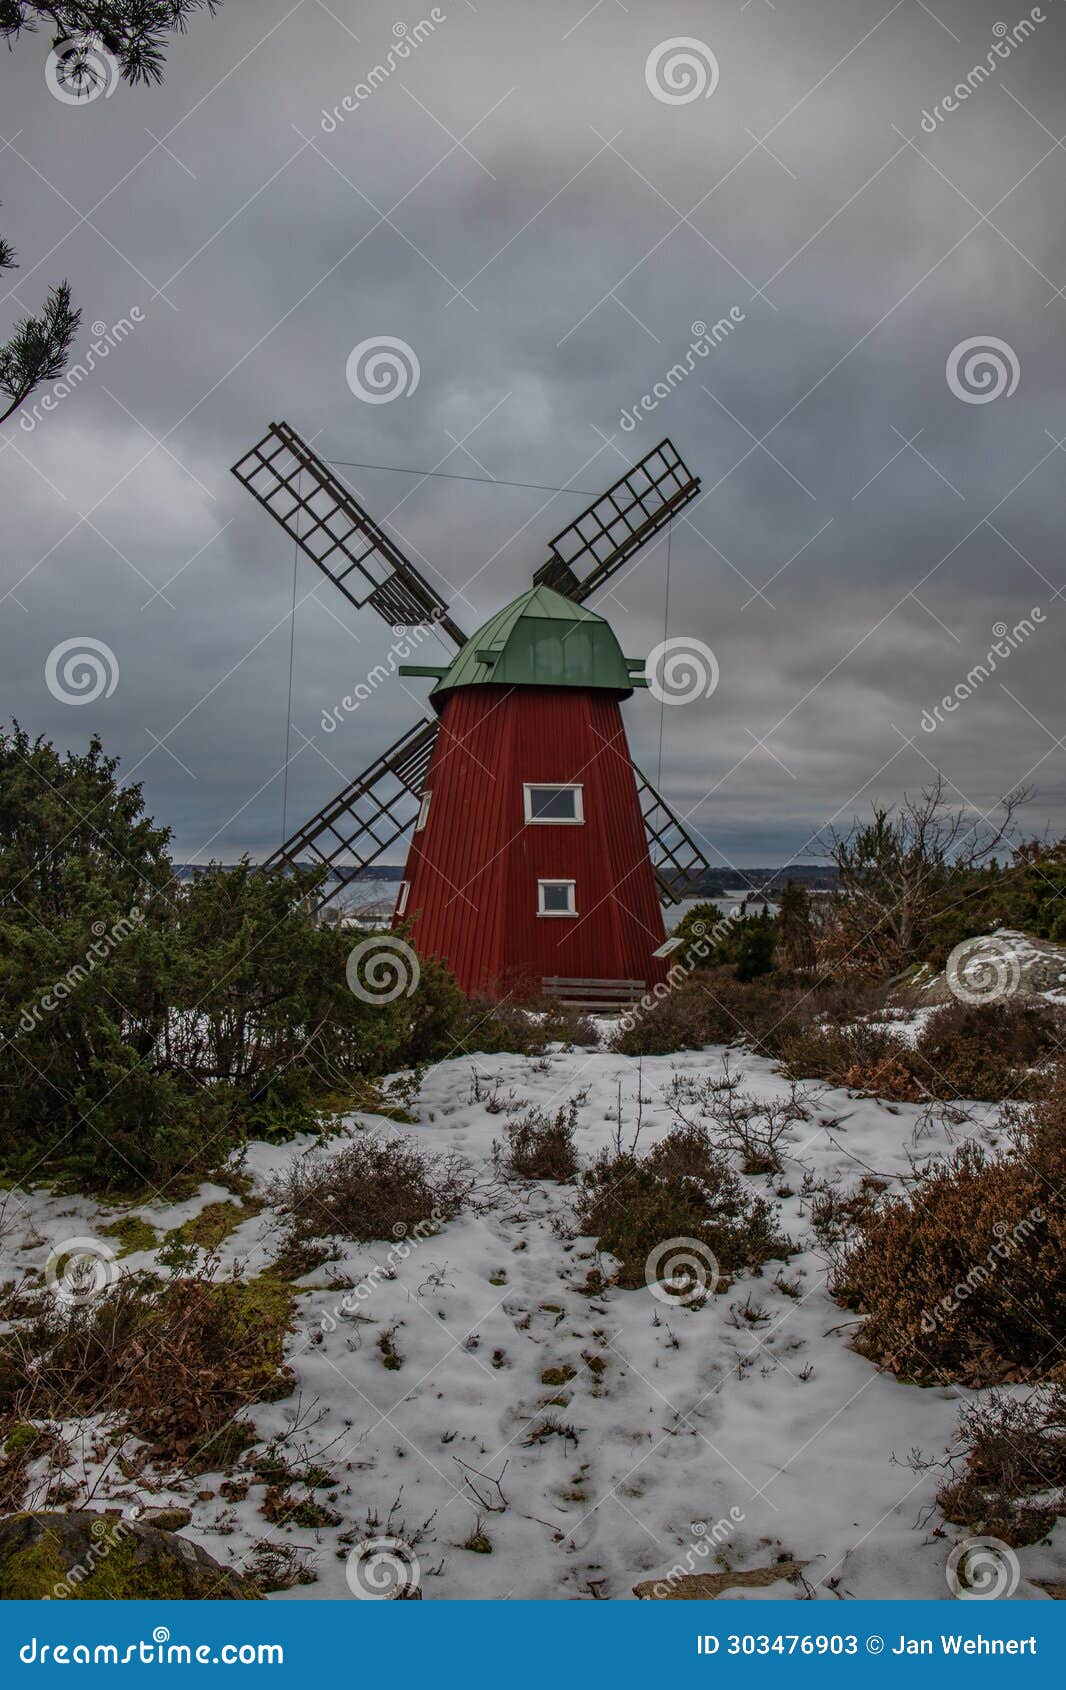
xmin=2 ymin=0 xmax=1064 ymax=869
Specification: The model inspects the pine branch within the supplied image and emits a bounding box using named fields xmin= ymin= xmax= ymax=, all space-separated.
xmin=0 ymin=3 xmax=222 ymax=88
xmin=0 ymin=280 xmax=81 ymax=425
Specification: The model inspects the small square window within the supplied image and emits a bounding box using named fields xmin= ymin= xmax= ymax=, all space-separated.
xmin=537 ymin=879 xmax=577 ymax=917
xmin=415 ymin=791 xmax=431 ymax=831
xmin=395 ymin=881 xmax=410 ymax=917
xmin=524 ymin=784 xmax=584 ymax=824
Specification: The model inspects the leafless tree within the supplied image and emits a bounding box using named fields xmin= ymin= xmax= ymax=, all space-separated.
xmin=824 ymin=775 xmax=1030 ymax=973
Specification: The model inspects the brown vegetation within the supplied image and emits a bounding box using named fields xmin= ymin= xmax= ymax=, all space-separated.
xmin=0 ymin=1262 xmax=294 ymax=1467
xmin=577 ymin=1122 xmax=788 ymax=1292
xmin=831 ymin=1070 xmax=1066 ymax=1384
xmin=495 ymin=1102 xmax=579 ymax=1182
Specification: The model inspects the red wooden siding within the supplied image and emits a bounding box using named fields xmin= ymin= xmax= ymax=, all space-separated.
xmin=397 ymin=685 xmax=668 ymax=996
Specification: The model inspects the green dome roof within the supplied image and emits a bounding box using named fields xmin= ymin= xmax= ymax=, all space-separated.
xmin=401 ymin=585 xmax=646 ymax=709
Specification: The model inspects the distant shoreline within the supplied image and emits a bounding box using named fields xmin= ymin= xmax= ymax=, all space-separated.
xmin=171 ymin=862 xmax=838 ymax=893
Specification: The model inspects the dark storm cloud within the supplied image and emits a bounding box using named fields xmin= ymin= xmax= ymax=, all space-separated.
xmin=1 ymin=0 xmax=1063 ymax=867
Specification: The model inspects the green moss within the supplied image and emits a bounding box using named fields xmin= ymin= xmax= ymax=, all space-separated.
xmin=99 ymin=1214 xmax=159 ymax=1256
xmin=540 ymin=1365 xmax=576 ymax=1387
xmin=378 ymin=1328 xmax=403 ymax=1371
xmin=164 ymin=1200 xmax=258 ymax=1252
xmin=0 ymin=1531 xmax=67 ymax=1598
xmin=313 ymin=1079 xmax=415 ymax=1124
xmin=3 ymin=1421 xmax=38 ymax=1457
xmin=95 ymin=1172 xmax=204 ymax=1207
xmin=261 ymin=1489 xmax=342 ymax=1529
xmin=0 ymin=1519 xmax=259 ymax=1599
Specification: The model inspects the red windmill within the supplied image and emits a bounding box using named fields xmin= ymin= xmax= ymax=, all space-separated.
xmin=232 ymin=424 xmax=711 ymax=1009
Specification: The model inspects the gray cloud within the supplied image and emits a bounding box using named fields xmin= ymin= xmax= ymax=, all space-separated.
xmin=2 ymin=0 xmax=1063 ymax=868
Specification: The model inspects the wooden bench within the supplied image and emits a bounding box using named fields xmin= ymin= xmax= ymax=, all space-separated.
xmin=542 ymin=977 xmax=647 ymax=1013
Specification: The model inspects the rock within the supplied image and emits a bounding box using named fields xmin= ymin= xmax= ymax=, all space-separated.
xmin=0 ymin=1512 xmax=259 ymax=1600
xmin=910 ymin=930 xmax=1066 ymax=1007
xmin=634 ymin=1559 xmax=810 ymax=1600
xmin=1032 ymin=1579 xmax=1066 ymax=1599
xmin=137 ymin=1506 xmax=193 ymax=1533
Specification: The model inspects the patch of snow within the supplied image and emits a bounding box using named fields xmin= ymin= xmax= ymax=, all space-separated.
xmin=2 ymin=1044 xmax=1060 ymax=1602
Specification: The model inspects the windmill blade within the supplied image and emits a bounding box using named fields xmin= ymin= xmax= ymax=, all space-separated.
xmin=232 ymin=420 xmax=467 ymax=648
xmin=265 ymin=718 xmax=437 ymax=907
xmin=631 ymin=764 xmax=710 ymax=906
xmin=532 ymin=439 xmax=700 ymax=604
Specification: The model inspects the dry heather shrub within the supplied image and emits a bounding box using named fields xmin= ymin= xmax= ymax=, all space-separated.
xmin=271 ymin=1133 xmax=470 ymax=1261
xmin=577 ymin=1124 xmax=788 ymax=1290
xmin=459 ymin=995 xmax=597 ymax=1055
xmin=937 ymin=1390 xmax=1066 ymax=1546
xmin=832 ymin=1076 xmax=1066 ymax=1383
xmin=1025 ymin=1063 xmax=1066 ymax=1189
xmin=665 ymin=1067 xmax=813 ymax=1174
xmin=611 ymin=971 xmax=892 ymax=1063
xmin=0 ymin=1266 xmax=294 ymax=1465
xmin=781 ymin=998 xmax=1063 ymax=1103
xmin=496 ymin=1102 xmax=579 ymax=1182
xmin=912 ymin=998 xmax=1063 ymax=1101
xmin=779 ymin=1023 xmax=919 ymax=1096
xmin=809 ymin=1177 xmax=887 ymax=1247
xmin=645 ymin=1119 xmax=721 ymax=1182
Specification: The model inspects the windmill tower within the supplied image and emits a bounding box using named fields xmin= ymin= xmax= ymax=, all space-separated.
xmin=232 ymin=425 xmax=710 ymax=1008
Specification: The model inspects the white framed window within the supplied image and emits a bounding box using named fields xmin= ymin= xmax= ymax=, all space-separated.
xmin=537 ymin=878 xmax=577 ymax=918
xmin=415 ymin=790 xmax=432 ymax=831
xmin=653 ymin=936 xmax=683 ymax=958
xmin=395 ymin=881 xmax=410 ymax=917
xmin=524 ymin=783 xmax=584 ymax=825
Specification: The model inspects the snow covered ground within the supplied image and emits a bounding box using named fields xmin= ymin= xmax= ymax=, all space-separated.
xmin=3 ymin=1037 xmax=1063 ymax=1602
